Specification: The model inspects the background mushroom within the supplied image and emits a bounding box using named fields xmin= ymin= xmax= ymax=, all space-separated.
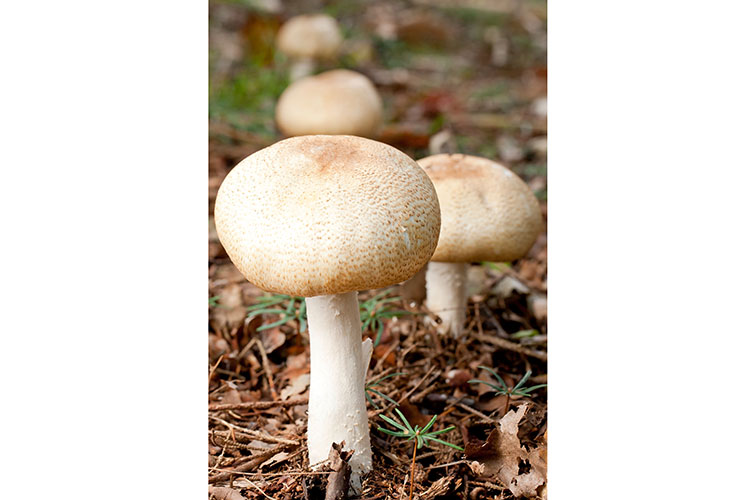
xmin=417 ymin=153 xmax=543 ymax=338
xmin=214 ymin=135 xmax=441 ymax=489
xmin=276 ymin=13 xmax=343 ymax=80
xmin=275 ymin=69 xmax=383 ymax=138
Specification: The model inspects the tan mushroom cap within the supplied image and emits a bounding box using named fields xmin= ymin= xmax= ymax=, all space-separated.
xmin=215 ymin=135 xmax=441 ymax=297
xmin=275 ymin=69 xmax=383 ymax=138
xmin=417 ymin=154 xmax=542 ymax=263
xmin=276 ymin=14 xmax=343 ymax=60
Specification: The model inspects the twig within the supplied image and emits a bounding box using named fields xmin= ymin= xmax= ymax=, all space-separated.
xmin=396 ymin=365 xmax=437 ymax=406
xmin=210 ymin=416 xmax=300 ymax=446
xmin=456 ymin=403 xmax=496 ymax=424
xmin=247 ymin=479 xmax=279 ymax=500
xmin=475 ymin=334 xmax=547 ymax=361
xmin=209 ymin=354 xmax=224 ymax=382
xmin=255 ymin=340 xmax=279 ymax=400
xmin=424 ymin=460 xmax=469 ymax=470
xmin=208 ymin=443 xmax=293 ymax=483
xmin=209 ymin=397 xmax=308 ymax=411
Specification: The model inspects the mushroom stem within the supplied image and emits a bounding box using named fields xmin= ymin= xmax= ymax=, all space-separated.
xmin=425 ymin=262 xmax=469 ymax=339
xmin=305 ymin=291 xmax=372 ymax=490
xmin=400 ymin=264 xmax=427 ymax=303
xmin=289 ymin=58 xmax=315 ymax=81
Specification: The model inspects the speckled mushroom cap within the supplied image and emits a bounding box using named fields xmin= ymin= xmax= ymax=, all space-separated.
xmin=214 ymin=135 xmax=441 ymax=297
xmin=276 ymin=14 xmax=343 ymax=60
xmin=275 ymin=70 xmax=383 ymax=138
xmin=417 ymin=154 xmax=542 ymax=263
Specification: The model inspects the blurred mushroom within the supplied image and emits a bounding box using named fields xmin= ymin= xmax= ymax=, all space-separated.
xmin=276 ymin=14 xmax=343 ymax=80
xmin=417 ymin=154 xmax=543 ymax=338
xmin=214 ymin=135 xmax=441 ymax=490
xmin=275 ymin=69 xmax=383 ymax=138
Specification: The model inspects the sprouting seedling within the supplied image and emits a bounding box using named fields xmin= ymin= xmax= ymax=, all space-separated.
xmin=365 ymin=372 xmax=404 ymax=408
xmin=378 ymin=408 xmax=464 ymax=451
xmin=378 ymin=408 xmax=463 ymax=500
xmin=360 ymin=289 xmax=412 ymax=346
xmin=470 ymin=367 xmax=547 ymax=414
xmin=247 ymin=294 xmax=307 ymax=332
xmin=209 ymin=295 xmax=221 ymax=308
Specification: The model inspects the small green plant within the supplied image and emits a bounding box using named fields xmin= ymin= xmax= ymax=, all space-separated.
xmin=365 ymin=372 xmax=404 ymax=408
xmin=209 ymin=295 xmax=221 ymax=308
xmin=247 ymin=294 xmax=307 ymax=332
xmin=470 ymin=367 xmax=546 ymax=415
xmin=378 ymin=408 xmax=463 ymax=451
xmin=360 ymin=289 xmax=412 ymax=346
xmin=378 ymin=408 xmax=463 ymax=500
xmin=470 ymin=366 xmax=547 ymax=397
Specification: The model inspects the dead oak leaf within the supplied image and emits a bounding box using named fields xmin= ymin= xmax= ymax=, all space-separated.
xmin=466 ymin=404 xmax=546 ymax=498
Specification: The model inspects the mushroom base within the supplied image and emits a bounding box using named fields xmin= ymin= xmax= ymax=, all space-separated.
xmin=425 ymin=262 xmax=469 ymax=339
xmin=306 ymin=292 xmax=373 ymax=490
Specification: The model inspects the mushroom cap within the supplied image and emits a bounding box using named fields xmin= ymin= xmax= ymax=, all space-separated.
xmin=417 ymin=154 xmax=542 ymax=263
xmin=214 ymin=135 xmax=441 ymax=297
xmin=276 ymin=14 xmax=343 ymax=60
xmin=275 ymin=69 xmax=383 ymax=138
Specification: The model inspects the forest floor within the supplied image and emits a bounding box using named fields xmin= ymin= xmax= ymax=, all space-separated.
xmin=209 ymin=1 xmax=547 ymax=498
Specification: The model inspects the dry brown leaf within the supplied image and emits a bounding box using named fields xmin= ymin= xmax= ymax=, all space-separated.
xmin=279 ymin=373 xmax=310 ymax=400
xmin=210 ymin=283 xmax=247 ymax=335
xmin=326 ymin=442 xmax=353 ymax=500
xmin=208 ymin=486 xmax=244 ymax=500
xmin=397 ymin=399 xmax=430 ymax=428
xmin=466 ymin=404 xmax=546 ymax=497
xmin=259 ymin=451 xmax=290 ymax=469
xmin=260 ymin=327 xmax=285 ymax=354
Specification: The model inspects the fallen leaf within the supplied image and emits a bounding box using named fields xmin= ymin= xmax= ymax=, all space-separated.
xmin=326 ymin=442 xmax=353 ymax=500
xmin=397 ymin=399 xmax=430 ymax=428
xmin=260 ymin=327 xmax=286 ymax=354
xmin=279 ymin=373 xmax=310 ymax=400
xmin=466 ymin=404 xmax=546 ymax=497
xmin=208 ymin=486 xmax=244 ymax=500
xmin=260 ymin=451 xmax=290 ymax=469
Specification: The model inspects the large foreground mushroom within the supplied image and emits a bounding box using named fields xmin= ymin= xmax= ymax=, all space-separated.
xmin=275 ymin=69 xmax=383 ymax=138
xmin=417 ymin=154 xmax=543 ymax=338
xmin=214 ymin=135 xmax=441 ymax=489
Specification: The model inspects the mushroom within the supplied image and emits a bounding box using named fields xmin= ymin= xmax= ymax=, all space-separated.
xmin=276 ymin=14 xmax=343 ymax=80
xmin=214 ymin=135 xmax=441 ymax=489
xmin=275 ymin=69 xmax=383 ymax=138
xmin=417 ymin=154 xmax=543 ymax=339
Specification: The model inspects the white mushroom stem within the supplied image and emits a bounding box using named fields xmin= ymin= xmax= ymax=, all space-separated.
xmin=399 ymin=264 xmax=427 ymax=303
xmin=305 ymin=292 xmax=372 ymax=490
xmin=425 ymin=262 xmax=469 ymax=339
xmin=289 ymin=58 xmax=315 ymax=81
